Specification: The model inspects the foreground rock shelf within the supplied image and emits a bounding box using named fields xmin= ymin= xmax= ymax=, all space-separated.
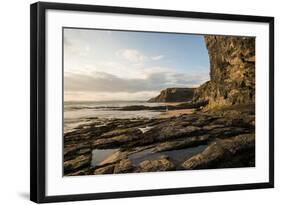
xmin=63 ymin=104 xmax=255 ymax=176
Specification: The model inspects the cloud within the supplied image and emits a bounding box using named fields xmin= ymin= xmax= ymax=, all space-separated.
xmin=116 ymin=49 xmax=147 ymax=63
xmin=151 ymin=55 xmax=164 ymax=60
xmin=64 ymin=91 xmax=159 ymax=101
xmin=116 ymin=49 xmax=165 ymax=63
xmin=64 ymin=37 xmax=72 ymax=47
xmin=64 ymin=70 xmax=208 ymax=94
xmin=64 ymin=36 xmax=94 ymax=58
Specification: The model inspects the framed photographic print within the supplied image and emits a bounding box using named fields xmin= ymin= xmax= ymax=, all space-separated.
xmin=30 ymin=2 xmax=274 ymax=203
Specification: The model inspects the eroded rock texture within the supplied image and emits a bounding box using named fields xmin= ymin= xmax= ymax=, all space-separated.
xmin=194 ymin=36 xmax=255 ymax=106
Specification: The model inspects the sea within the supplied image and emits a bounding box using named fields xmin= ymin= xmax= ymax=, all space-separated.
xmin=64 ymin=101 xmax=167 ymax=133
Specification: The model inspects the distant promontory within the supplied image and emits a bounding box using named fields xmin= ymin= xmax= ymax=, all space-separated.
xmin=148 ymin=88 xmax=195 ymax=102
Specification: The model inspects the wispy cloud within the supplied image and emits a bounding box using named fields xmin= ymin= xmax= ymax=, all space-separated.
xmin=116 ymin=49 xmax=164 ymax=63
xmin=151 ymin=55 xmax=164 ymax=60
xmin=116 ymin=49 xmax=147 ymax=63
xmin=64 ymin=36 xmax=94 ymax=57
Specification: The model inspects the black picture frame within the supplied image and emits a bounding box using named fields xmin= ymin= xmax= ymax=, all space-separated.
xmin=30 ymin=1 xmax=274 ymax=203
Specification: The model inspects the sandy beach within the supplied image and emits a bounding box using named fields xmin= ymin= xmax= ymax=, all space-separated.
xmin=159 ymin=108 xmax=196 ymax=118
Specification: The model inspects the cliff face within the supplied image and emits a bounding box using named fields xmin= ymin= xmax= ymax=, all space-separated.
xmin=148 ymin=88 xmax=195 ymax=102
xmin=194 ymin=35 xmax=255 ymax=106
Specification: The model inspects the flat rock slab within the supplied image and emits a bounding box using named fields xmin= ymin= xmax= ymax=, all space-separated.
xmin=181 ymin=133 xmax=255 ymax=169
xmin=137 ymin=157 xmax=175 ymax=172
xmin=64 ymin=154 xmax=91 ymax=173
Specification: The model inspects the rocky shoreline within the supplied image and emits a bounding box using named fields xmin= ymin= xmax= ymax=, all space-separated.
xmin=64 ymin=103 xmax=255 ymax=176
xmin=64 ymin=35 xmax=256 ymax=176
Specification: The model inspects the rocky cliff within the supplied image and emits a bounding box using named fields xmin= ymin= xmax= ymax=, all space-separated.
xmin=193 ymin=35 xmax=255 ymax=106
xmin=148 ymin=88 xmax=195 ymax=102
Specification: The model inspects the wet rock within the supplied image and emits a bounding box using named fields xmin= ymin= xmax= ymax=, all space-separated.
xmin=181 ymin=133 xmax=255 ymax=169
xmin=138 ymin=158 xmax=175 ymax=172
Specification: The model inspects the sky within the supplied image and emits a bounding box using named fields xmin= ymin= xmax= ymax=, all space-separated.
xmin=64 ymin=28 xmax=210 ymax=101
